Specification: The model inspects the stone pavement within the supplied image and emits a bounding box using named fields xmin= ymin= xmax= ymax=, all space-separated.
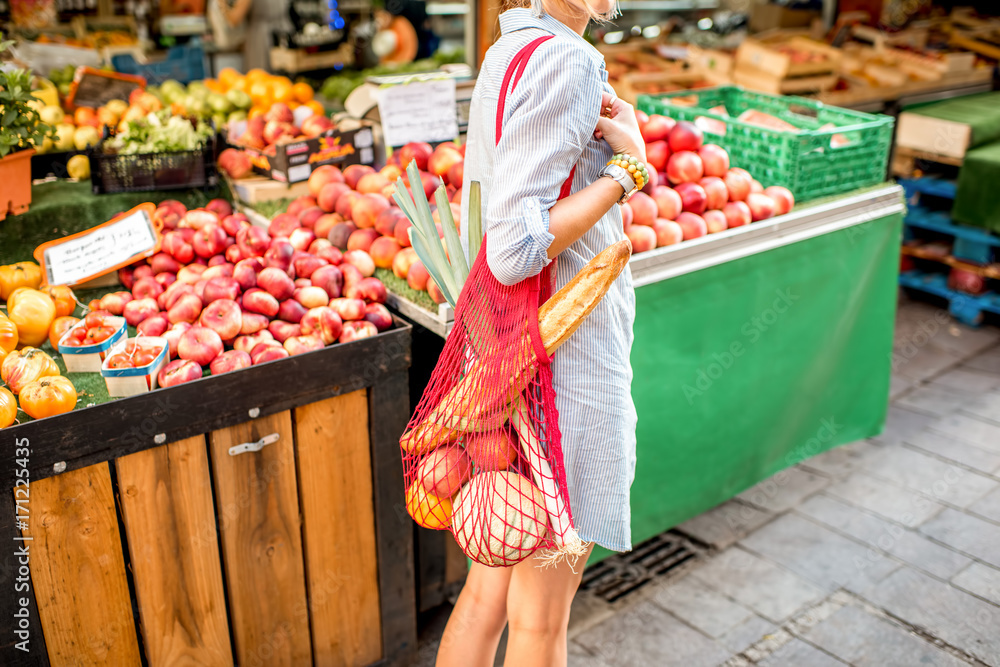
xmin=418 ymin=294 xmax=1000 ymax=666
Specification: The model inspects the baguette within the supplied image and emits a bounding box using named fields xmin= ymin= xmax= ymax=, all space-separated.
xmin=401 ymin=239 xmax=631 ymax=454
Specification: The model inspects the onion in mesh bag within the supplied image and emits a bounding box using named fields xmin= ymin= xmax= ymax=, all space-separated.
xmin=452 ymin=471 xmax=549 ymax=567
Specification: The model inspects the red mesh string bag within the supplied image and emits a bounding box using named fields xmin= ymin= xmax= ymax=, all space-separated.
xmin=399 ymin=36 xmax=584 ymax=568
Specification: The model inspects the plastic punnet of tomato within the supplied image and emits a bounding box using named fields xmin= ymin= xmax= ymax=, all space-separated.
xmin=57 ymin=314 xmax=128 ymax=373
xmin=100 ymin=336 xmax=169 ymax=397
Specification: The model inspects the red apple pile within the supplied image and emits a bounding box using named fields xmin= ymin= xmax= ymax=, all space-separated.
xmin=111 ymin=196 xmax=392 ymax=388
xmin=625 ymin=111 xmax=796 ymax=255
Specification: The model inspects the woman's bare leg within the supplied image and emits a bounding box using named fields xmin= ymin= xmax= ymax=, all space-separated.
xmin=436 ymin=562 xmax=513 ymax=667
xmin=503 ymin=545 xmax=594 ymax=667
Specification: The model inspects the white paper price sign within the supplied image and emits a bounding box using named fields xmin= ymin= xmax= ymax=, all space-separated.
xmin=377 ymin=78 xmax=459 ymax=147
xmin=36 ymin=205 xmax=160 ymax=287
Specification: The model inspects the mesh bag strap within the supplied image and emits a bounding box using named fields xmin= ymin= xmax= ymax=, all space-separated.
xmin=493 ymin=34 xmax=576 ymax=364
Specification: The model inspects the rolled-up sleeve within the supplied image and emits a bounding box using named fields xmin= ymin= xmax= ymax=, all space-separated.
xmin=485 ymin=45 xmax=603 ymax=286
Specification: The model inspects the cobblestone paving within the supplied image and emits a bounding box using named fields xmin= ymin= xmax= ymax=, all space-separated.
xmin=417 ymin=296 xmax=1000 ymax=666
xmin=568 ymin=296 xmax=1000 ymax=666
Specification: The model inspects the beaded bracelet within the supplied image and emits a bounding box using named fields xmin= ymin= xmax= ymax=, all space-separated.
xmin=607 ymin=154 xmax=649 ymax=191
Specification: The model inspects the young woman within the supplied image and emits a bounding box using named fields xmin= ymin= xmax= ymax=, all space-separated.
xmin=443 ymin=1 xmax=645 ymax=665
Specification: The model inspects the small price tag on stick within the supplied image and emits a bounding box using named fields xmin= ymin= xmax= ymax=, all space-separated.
xmin=33 ymin=203 xmax=162 ymax=287
xmin=377 ymin=77 xmax=459 ymax=147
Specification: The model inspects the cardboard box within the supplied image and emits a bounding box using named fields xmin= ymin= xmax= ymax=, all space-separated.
xmin=895 ymin=112 xmax=973 ymax=159
xmin=228 ymin=176 xmax=313 ymax=205
xmin=686 ymin=45 xmax=735 ymax=85
xmin=750 ymin=3 xmax=821 ymax=33
xmin=101 ymin=336 xmax=170 ymax=397
xmin=58 ymin=316 xmax=128 ymax=373
xmin=237 ymin=123 xmax=378 ymax=184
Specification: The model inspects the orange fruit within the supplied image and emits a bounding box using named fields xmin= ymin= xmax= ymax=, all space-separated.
xmin=248 ymin=106 xmax=267 ymax=120
xmin=74 ymin=107 xmax=97 ymax=126
xmin=246 ymin=68 xmax=268 ymax=82
xmin=273 ymin=82 xmax=295 ymax=105
xmin=203 ymin=78 xmax=224 ymax=93
xmin=293 ymin=82 xmax=314 ymax=103
xmin=218 ymin=67 xmax=240 ymax=89
xmin=249 ymin=81 xmax=272 ymax=106
xmin=305 ymin=100 xmax=325 ymax=117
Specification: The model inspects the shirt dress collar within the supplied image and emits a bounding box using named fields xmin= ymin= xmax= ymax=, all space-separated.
xmin=498 ymin=8 xmax=606 ymax=71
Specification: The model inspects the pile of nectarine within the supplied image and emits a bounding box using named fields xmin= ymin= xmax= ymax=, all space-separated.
xmin=107 ymin=195 xmax=393 ymax=388
xmin=625 ymin=111 xmax=795 ymax=255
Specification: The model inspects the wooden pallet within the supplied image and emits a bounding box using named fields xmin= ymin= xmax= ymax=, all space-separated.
xmin=892 ymin=146 xmax=964 ymax=178
xmin=901 ymin=244 xmax=1000 ymax=280
xmin=817 ymin=67 xmax=994 ymax=109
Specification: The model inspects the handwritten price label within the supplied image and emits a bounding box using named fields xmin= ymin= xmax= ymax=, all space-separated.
xmin=42 ymin=209 xmax=158 ymax=287
xmin=377 ymin=78 xmax=459 ymax=148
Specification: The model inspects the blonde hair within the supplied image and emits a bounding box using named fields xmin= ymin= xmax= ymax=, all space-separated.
xmin=500 ymin=0 xmax=616 ymax=24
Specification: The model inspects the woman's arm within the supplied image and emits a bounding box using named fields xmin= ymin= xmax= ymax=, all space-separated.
xmin=544 ymin=177 xmax=624 ymax=258
xmin=546 ymin=94 xmax=645 ymax=258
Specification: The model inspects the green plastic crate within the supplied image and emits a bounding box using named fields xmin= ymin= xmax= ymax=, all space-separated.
xmin=638 ymin=86 xmax=895 ymax=201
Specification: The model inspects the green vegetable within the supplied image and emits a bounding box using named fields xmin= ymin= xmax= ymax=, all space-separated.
xmin=319 ymin=49 xmax=467 ymax=106
xmin=107 ymin=109 xmax=212 ymax=155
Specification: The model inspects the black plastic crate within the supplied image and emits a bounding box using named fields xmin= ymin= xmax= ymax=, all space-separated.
xmin=89 ymin=135 xmax=218 ymax=194
xmin=31 ymin=150 xmax=86 ymax=180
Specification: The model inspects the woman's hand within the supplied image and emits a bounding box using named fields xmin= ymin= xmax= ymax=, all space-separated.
xmin=595 ymin=92 xmax=646 ymax=164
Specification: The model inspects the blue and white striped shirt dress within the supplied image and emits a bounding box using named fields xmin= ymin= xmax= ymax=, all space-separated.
xmin=460 ymin=8 xmax=638 ymax=553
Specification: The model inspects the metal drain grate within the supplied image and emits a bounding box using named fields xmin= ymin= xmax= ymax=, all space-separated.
xmin=581 ymin=531 xmax=703 ymax=603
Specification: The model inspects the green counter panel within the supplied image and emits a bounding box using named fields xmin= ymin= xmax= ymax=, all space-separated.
xmin=592 ymin=211 xmax=903 ymax=562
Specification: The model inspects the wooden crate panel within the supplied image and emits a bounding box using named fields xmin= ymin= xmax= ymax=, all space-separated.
xmin=295 ymin=390 xmax=382 ymax=666
xmin=23 ymin=464 xmax=141 ymax=666
xmin=209 ymin=411 xmax=312 ymax=666
xmin=116 ymin=436 xmax=234 ymax=667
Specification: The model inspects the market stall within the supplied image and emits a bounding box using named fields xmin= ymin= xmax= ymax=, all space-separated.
xmin=0 ymin=191 xmax=417 ymax=667
xmin=617 ymin=183 xmax=903 ymax=559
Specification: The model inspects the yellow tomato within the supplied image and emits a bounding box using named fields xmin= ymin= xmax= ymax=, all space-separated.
xmin=7 ymin=289 xmax=56 ymax=347
xmin=0 ymin=314 xmax=17 ymax=354
xmin=0 ymin=262 xmax=42 ymax=300
xmin=19 ymin=376 xmax=77 ymax=420
xmin=49 ymin=316 xmax=80 ymax=349
xmin=42 ymin=284 xmax=76 ymax=318
xmin=293 ymin=82 xmax=314 ymax=104
xmin=1 ymin=347 xmax=59 ymax=395
xmin=0 ymin=387 xmax=16 ymax=428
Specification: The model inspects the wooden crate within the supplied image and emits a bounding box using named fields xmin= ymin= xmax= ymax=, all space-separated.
xmin=270 ymin=43 xmax=353 ymax=75
xmin=736 ymin=36 xmax=841 ymax=79
xmin=0 ymin=322 xmax=416 ymax=667
xmin=732 ymin=65 xmax=838 ymax=95
xmin=618 ymin=70 xmax=716 ymax=106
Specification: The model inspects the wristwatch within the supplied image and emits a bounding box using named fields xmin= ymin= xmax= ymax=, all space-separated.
xmin=601 ymin=163 xmax=637 ymax=204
